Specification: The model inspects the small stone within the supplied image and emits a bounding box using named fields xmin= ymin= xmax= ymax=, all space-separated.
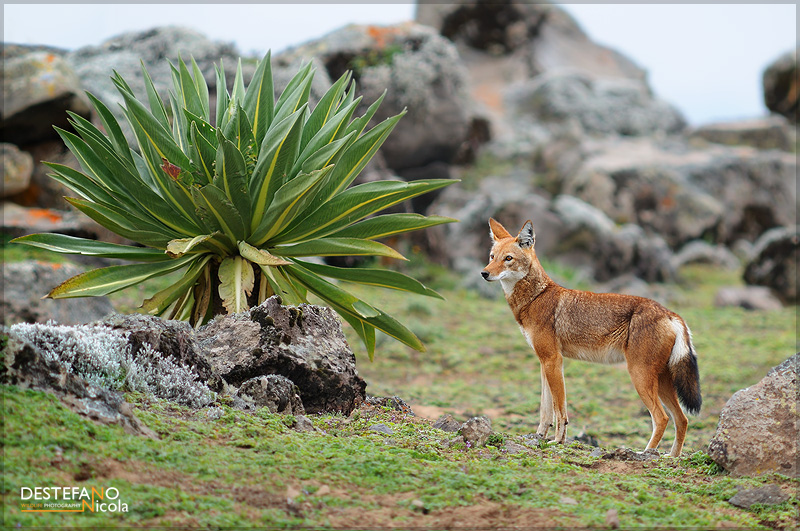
xmin=202 ymin=407 xmax=224 ymax=420
xmin=433 ymin=414 xmax=461 ymax=432
xmin=293 ymin=415 xmax=315 ymax=433
xmin=605 ymin=508 xmax=620 ymax=529
xmin=559 ymin=496 xmax=578 ymax=505
xmin=285 ymin=486 xmax=301 ymax=501
xmin=368 ymin=423 xmax=393 ymax=435
xmin=460 ymin=416 xmax=492 ymax=448
xmin=503 ymin=442 xmax=528 ymax=455
xmin=589 ymin=448 xmax=604 ymax=458
xmin=728 ymin=485 xmax=789 ymax=509
xmin=410 ymin=499 xmax=429 ymax=514
xmin=316 ymin=485 xmax=331 ymax=496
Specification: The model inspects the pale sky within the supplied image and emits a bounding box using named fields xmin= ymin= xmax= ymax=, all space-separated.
xmin=3 ymin=3 xmax=797 ymax=125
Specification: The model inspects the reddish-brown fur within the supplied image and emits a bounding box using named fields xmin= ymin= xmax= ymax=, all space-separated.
xmin=482 ymin=219 xmax=701 ymax=457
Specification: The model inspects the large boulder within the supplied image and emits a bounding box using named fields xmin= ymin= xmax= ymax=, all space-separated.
xmin=197 ymin=296 xmax=366 ymax=415
xmin=762 ymin=47 xmax=798 ymax=123
xmin=743 ymin=226 xmax=798 ymax=303
xmin=2 ymin=260 xmax=114 ymax=326
xmin=1 ymin=48 xmax=91 ymax=145
xmin=708 ymin=354 xmax=798 ymax=477
xmin=277 ymin=22 xmax=471 ymax=172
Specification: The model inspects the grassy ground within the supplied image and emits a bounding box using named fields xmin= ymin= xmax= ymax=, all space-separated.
xmin=2 ymin=249 xmax=798 ymax=529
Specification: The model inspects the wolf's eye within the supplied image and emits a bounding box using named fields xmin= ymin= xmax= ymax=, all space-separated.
xmin=490 ymin=253 xmax=494 ymax=260
xmin=504 ymin=256 xmax=513 ymax=262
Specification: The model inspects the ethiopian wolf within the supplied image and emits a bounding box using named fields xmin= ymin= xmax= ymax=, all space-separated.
xmin=481 ymin=218 xmax=701 ymax=456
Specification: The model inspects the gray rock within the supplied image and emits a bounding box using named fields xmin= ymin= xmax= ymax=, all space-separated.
xmin=293 ymin=415 xmax=315 ymax=433
xmin=2 ymin=260 xmax=114 ymax=326
xmin=506 ymin=72 xmax=686 ymax=138
xmin=763 ymin=47 xmax=798 ymax=123
xmin=743 ymin=226 xmax=799 ymax=303
xmin=671 ymin=240 xmax=741 ymax=270
xmin=708 ymin=354 xmax=798 ymax=477
xmin=460 ymin=415 xmax=492 ymax=447
xmin=602 ymin=448 xmax=661 ymax=461
xmin=728 ymin=485 xmax=789 ymax=509
xmin=365 ymin=395 xmax=414 ymax=415
xmin=504 ymin=442 xmax=528 ymax=455
xmin=278 ymin=22 xmax=471 ymax=171
xmin=1 ymin=50 xmax=91 ymax=145
xmin=18 ymin=140 xmax=80 ymax=210
xmin=234 ymin=375 xmax=304 ymax=414
xmin=368 ymin=423 xmax=394 ymax=435
xmin=689 ymin=116 xmax=796 ymax=152
xmin=433 ymin=414 xmax=462 ymax=432
xmin=714 ymin=286 xmax=783 ymax=311
xmin=1 ymin=332 xmax=156 ymax=438
xmin=2 ymin=143 xmax=33 ymax=197
xmin=197 ymin=296 xmax=366 ymax=415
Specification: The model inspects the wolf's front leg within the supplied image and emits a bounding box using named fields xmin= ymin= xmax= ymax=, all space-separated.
xmin=537 ymin=363 xmax=554 ymax=437
xmin=540 ymin=354 xmax=569 ymax=444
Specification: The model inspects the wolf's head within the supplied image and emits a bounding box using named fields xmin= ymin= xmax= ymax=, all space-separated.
xmin=481 ymin=218 xmax=538 ymax=293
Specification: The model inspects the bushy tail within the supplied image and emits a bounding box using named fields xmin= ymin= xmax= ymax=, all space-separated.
xmin=668 ymin=318 xmax=702 ymax=415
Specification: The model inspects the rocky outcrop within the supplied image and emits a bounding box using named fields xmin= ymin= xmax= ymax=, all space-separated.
xmin=197 ymin=296 xmax=366 ymax=415
xmin=708 ymin=354 xmax=798 ymax=477
xmin=743 ymin=226 xmax=799 ymax=303
xmin=1 ymin=260 xmax=114 ymax=326
xmin=557 ymin=137 xmax=797 ymax=247
xmin=763 ymin=47 xmax=798 ymax=123
xmin=4 ymin=297 xmax=367 ymax=421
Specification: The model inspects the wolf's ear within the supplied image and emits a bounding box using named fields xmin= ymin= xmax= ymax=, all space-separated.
xmin=489 ymin=218 xmax=512 ymax=242
xmin=517 ymin=220 xmax=535 ymax=249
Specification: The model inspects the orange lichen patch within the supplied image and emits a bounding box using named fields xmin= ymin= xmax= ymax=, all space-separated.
xmin=28 ymin=208 xmax=64 ymax=223
xmin=35 ymin=261 xmax=64 ymax=270
xmin=46 ymin=53 xmax=56 ymax=64
xmin=366 ymin=25 xmax=399 ymax=49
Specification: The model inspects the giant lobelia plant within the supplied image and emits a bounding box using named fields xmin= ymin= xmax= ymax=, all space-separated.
xmin=12 ymin=53 xmax=457 ymax=359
